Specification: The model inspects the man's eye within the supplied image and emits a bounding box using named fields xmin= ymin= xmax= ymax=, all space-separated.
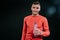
xmin=33 ymin=7 xmax=35 ymax=8
xmin=36 ymin=7 xmax=39 ymax=9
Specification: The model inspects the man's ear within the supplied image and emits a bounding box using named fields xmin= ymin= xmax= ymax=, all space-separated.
xmin=31 ymin=7 xmax=32 ymax=10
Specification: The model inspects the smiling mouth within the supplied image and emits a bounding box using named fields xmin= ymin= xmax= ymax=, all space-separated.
xmin=33 ymin=11 xmax=37 ymax=12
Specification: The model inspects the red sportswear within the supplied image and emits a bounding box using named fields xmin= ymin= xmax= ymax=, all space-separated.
xmin=21 ymin=14 xmax=50 ymax=40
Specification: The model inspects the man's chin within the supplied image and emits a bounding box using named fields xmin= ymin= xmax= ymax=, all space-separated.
xmin=32 ymin=13 xmax=37 ymax=15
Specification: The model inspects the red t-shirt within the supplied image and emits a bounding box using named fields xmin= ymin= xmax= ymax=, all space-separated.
xmin=21 ymin=15 xmax=50 ymax=40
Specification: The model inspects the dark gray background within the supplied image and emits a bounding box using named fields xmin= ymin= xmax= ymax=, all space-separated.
xmin=1 ymin=0 xmax=60 ymax=40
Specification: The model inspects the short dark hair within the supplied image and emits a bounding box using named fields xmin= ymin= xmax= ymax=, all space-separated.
xmin=32 ymin=1 xmax=40 ymax=5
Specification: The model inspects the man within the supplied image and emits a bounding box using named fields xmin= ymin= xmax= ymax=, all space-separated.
xmin=21 ymin=1 xmax=50 ymax=40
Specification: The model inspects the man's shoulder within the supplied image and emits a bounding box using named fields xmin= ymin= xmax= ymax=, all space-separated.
xmin=40 ymin=15 xmax=46 ymax=18
xmin=40 ymin=15 xmax=47 ymax=20
xmin=24 ymin=15 xmax=31 ymax=20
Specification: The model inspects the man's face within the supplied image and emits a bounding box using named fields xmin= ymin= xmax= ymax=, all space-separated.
xmin=31 ymin=4 xmax=41 ymax=15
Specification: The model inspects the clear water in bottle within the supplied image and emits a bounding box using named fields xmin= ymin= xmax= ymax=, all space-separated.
xmin=33 ymin=22 xmax=38 ymax=37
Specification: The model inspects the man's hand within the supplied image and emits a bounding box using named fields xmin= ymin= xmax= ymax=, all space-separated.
xmin=33 ymin=28 xmax=43 ymax=36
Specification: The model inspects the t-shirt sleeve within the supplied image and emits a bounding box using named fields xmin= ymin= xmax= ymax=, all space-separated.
xmin=42 ymin=17 xmax=50 ymax=37
xmin=21 ymin=17 xmax=27 ymax=40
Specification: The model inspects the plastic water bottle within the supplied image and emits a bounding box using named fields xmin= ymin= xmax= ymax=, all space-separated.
xmin=34 ymin=22 xmax=38 ymax=29
xmin=33 ymin=22 xmax=38 ymax=37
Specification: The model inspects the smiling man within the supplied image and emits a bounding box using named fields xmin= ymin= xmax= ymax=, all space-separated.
xmin=21 ymin=1 xmax=50 ymax=40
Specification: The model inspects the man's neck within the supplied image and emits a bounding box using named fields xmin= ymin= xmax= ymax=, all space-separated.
xmin=32 ymin=14 xmax=39 ymax=16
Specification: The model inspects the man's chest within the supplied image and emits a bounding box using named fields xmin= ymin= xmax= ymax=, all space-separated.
xmin=26 ymin=17 xmax=44 ymax=30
